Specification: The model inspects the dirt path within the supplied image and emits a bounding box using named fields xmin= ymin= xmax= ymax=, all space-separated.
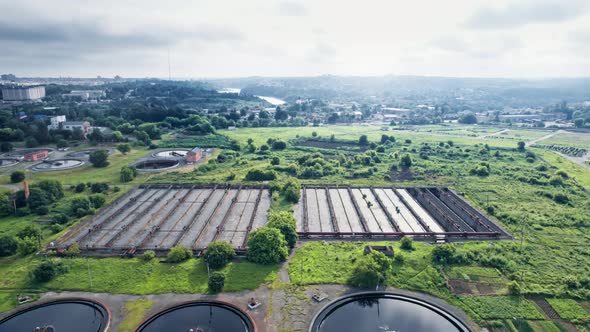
xmin=479 ymin=128 xmax=508 ymax=139
xmin=526 ymin=130 xmax=563 ymax=147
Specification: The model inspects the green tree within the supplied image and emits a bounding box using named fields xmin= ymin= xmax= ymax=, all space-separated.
xmin=205 ymin=241 xmax=236 ymax=269
xmin=247 ymin=227 xmax=288 ymax=264
xmin=458 ymin=113 xmax=478 ymax=124
xmin=0 ymin=142 xmax=13 ymax=152
xmin=0 ymin=236 xmax=18 ymax=257
xmin=208 ymin=271 xmax=225 ymax=293
xmin=120 ymin=165 xmax=135 ymax=182
xmin=267 ymin=211 xmax=298 ymax=248
xmin=17 ymin=224 xmax=41 ymax=240
xmin=32 ymin=260 xmax=66 ymax=282
xmin=56 ymin=139 xmax=68 ymax=149
xmin=270 ymin=156 xmax=280 ymax=165
xmin=517 ymin=141 xmax=526 ymax=152
xmin=399 ymin=154 xmax=413 ymax=168
xmin=167 ymin=246 xmax=192 ymax=262
xmin=10 ymin=170 xmax=25 ymax=183
xmin=271 ymin=140 xmax=287 ymax=150
xmin=117 ymin=143 xmax=131 ymax=155
xmin=142 ymin=250 xmax=156 ymax=261
xmin=359 ymin=135 xmax=368 ymax=145
xmin=89 ymin=150 xmax=109 ymax=167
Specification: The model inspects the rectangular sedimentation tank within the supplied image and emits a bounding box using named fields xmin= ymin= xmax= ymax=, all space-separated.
xmin=53 ymin=184 xmax=271 ymax=255
xmin=295 ymin=186 xmax=510 ymax=241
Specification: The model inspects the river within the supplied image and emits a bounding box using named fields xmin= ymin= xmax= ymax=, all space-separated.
xmin=218 ymin=88 xmax=286 ymax=105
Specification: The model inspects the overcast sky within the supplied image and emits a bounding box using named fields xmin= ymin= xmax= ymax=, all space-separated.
xmin=1 ymin=0 xmax=589 ymax=78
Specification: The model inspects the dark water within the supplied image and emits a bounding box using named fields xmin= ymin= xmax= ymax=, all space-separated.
xmin=316 ymin=295 xmax=470 ymax=332
xmin=137 ymin=303 xmax=252 ymax=332
xmin=0 ymin=300 xmax=108 ymax=332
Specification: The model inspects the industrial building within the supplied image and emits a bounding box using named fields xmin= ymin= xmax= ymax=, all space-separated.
xmin=186 ymin=147 xmax=203 ymax=163
xmin=1 ymin=86 xmax=45 ymax=101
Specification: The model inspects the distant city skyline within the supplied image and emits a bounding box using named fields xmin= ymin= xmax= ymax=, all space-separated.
xmin=1 ymin=0 xmax=589 ymax=78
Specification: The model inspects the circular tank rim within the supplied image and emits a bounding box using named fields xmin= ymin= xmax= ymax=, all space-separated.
xmin=308 ymin=291 xmax=473 ymax=332
xmin=0 ymin=158 xmax=20 ymax=168
xmin=31 ymin=158 xmax=85 ymax=171
xmin=0 ymin=297 xmax=111 ymax=332
xmin=150 ymin=149 xmax=190 ymax=159
xmin=134 ymin=299 xmax=257 ymax=332
xmin=133 ymin=158 xmax=181 ymax=172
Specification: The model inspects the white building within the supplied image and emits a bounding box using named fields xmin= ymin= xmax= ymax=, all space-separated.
xmin=1 ymin=86 xmax=45 ymax=101
xmin=62 ymin=90 xmax=105 ymax=101
xmin=47 ymin=115 xmax=91 ymax=136
xmin=48 ymin=115 xmax=67 ymax=129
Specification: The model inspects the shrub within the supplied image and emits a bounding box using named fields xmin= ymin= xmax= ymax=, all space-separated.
xmin=89 ymin=194 xmax=106 ymax=209
xmin=267 ymin=211 xmax=298 ymax=248
xmin=359 ymin=135 xmax=369 ymax=145
xmin=142 ymin=250 xmax=156 ymax=261
xmin=271 ymin=140 xmax=287 ymax=150
xmin=208 ymin=271 xmax=225 ymax=293
xmin=553 ymin=193 xmax=569 ymax=204
xmin=270 ymin=156 xmax=280 ymax=165
xmin=17 ymin=224 xmax=41 ymax=240
xmin=117 ymin=143 xmax=131 ymax=155
xmin=508 ymin=280 xmax=521 ymax=295
xmin=120 ymin=166 xmax=136 ymax=182
xmin=0 ymin=236 xmax=18 ymax=257
xmin=247 ymin=227 xmax=288 ymax=264
xmin=17 ymin=237 xmax=39 ymax=256
xmin=348 ymin=251 xmax=391 ymax=287
xmin=74 ymin=183 xmax=86 ymax=193
xmin=205 ymin=241 xmax=236 ymax=269
xmin=90 ymin=182 xmax=109 ymax=193
xmin=400 ymin=236 xmax=414 ymax=251
xmin=10 ymin=171 xmax=25 ymax=183
xmin=244 ymin=169 xmax=277 ymax=181
xmin=32 ymin=259 xmax=67 ymax=283
xmin=432 ymin=244 xmax=456 ymax=264
xmin=167 ymin=246 xmax=192 ymax=262
xmin=517 ymin=141 xmax=525 ymax=151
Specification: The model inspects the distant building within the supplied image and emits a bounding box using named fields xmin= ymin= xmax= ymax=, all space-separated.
xmin=62 ymin=121 xmax=91 ymax=135
xmin=62 ymin=90 xmax=105 ymax=101
xmin=24 ymin=150 xmax=49 ymax=161
xmin=186 ymin=147 xmax=203 ymax=163
xmin=1 ymin=86 xmax=45 ymax=101
xmin=48 ymin=115 xmax=67 ymax=130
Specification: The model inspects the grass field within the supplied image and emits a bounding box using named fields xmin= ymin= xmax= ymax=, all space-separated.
xmin=538 ymin=132 xmax=590 ymax=148
xmin=118 ymin=298 xmax=155 ymax=332
xmin=535 ymin=149 xmax=590 ymax=189
xmin=457 ymin=296 xmax=545 ymax=320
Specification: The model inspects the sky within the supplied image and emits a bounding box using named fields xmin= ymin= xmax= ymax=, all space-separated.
xmin=1 ymin=0 xmax=589 ymax=78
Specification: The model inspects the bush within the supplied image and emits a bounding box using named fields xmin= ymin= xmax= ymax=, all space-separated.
xmin=208 ymin=271 xmax=225 ymax=293
xmin=10 ymin=171 xmax=25 ymax=183
xmin=142 ymin=250 xmax=156 ymax=261
xmin=89 ymin=150 xmax=109 ymax=167
xmin=17 ymin=237 xmax=39 ymax=256
xmin=89 ymin=194 xmax=106 ymax=209
xmin=271 ymin=140 xmax=287 ymax=150
xmin=267 ymin=211 xmax=298 ymax=248
xmin=247 ymin=227 xmax=288 ymax=264
xmin=17 ymin=224 xmax=42 ymax=240
xmin=244 ymin=169 xmax=277 ymax=181
xmin=205 ymin=241 xmax=236 ymax=269
xmin=553 ymin=193 xmax=569 ymax=204
xmin=348 ymin=251 xmax=391 ymax=287
xmin=120 ymin=166 xmax=136 ymax=182
xmin=432 ymin=244 xmax=456 ymax=264
xmin=167 ymin=246 xmax=192 ymax=262
xmin=399 ymin=154 xmax=412 ymax=168
xmin=400 ymin=236 xmax=414 ymax=251
xmin=74 ymin=183 xmax=86 ymax=193
xmin=91 ymin=182 xmax=109 ymax=193
xmin=270 ymin=156 xmax=280 ymax=165
xmin=508 ymin=280 xmax=522 ymax=295
xmin=117 ymin=143 xmax=131 ymax=155
xmin=0 ymin=236 xmax=18 ymax=257
xmin=32 ymin=259 xmax=67 ymax=283
xmin=359 ymin=135 xmax=369 ymax=145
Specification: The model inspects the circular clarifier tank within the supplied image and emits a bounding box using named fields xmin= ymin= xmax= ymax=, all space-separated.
xmin=32 ymin=159 xmax=84 ymax=171
xmin=152 ymin=149 xmax=189 ymax=159
xmin=0 ymin=298 xmax=110 ymax=332
xmin=0 ymin=158 xmax=19 ymax=168
xmin=135 ymin=301 xmax=255 ymax=332
xmin=310 ymin=292 xmax=472 ymax=332
xmin=134 ymin=159 xmax=180 ymax=171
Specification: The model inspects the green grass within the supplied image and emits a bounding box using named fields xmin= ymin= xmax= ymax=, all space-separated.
xmin=118 ymin=298 xmax=154 ymax=332
xmin=447 ymin=266 xmax=504 ymax=283
xmin=536 ymin=149 xmax=590 ymax=189
xmin=531 ymin=320 xmax=570 ymax=332
xmin=457 ymin=296 xmax=545 ymax=320
xmin=538 ymin=132 xmax=590 ymax=148
xmin=546 ymin=298 xmax=590 ymax=322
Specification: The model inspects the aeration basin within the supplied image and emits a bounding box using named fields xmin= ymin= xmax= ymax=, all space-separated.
xmin=135 ymin=301 xmax=255 ymax=332
xmin=310 ymin=292 xmax=471 ymax=332
xmin=0 ymin=299 xmax=109 ymax=332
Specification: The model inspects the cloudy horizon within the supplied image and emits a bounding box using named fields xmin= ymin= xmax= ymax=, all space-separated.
xmin=1 ymin=0 xmax=589 ymax=79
